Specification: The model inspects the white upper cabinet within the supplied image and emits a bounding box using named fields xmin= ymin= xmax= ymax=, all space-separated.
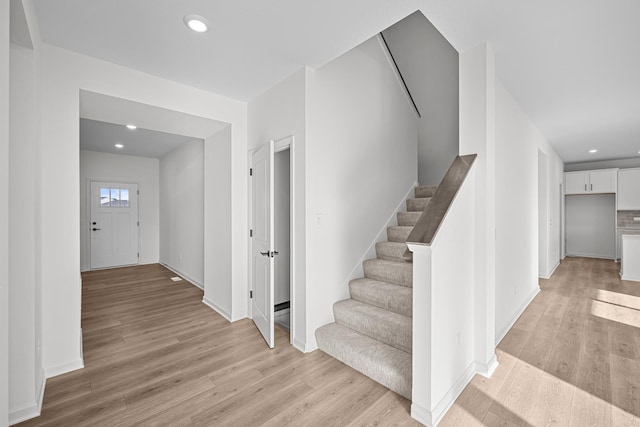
xmin=564 ymin=169 xmax=617 ymax=195
xmin=618 ymin=168 xmax=640 ymax=210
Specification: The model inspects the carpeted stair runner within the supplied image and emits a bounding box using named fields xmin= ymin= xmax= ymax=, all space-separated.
xmin=315 ymin=185 xmax=436 ymax=400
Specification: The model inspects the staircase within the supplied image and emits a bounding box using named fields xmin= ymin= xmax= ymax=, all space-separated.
xmin=315 ymin=185 xmax=437 ymax=400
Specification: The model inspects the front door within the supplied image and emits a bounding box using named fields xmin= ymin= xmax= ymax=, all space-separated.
xmin=251 ymin=141 xmax=275 ymax=348
xmin=90 ymin=181 xmax=139 ymax=269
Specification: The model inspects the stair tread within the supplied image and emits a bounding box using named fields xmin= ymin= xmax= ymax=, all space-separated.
xmin=415 ymin=185 xmax=438 ymax=198
xmin=406 ymin=197 xmax=431 ymax=212
xmin=334 ymin=299 xmax=411 ymax=353
xmin=349 ymin=278 xmax=412 ymax=317
xmin=363 ymin=258 xmax=412 ymax=287
xmin=397 ymin=211 xmax=421 ymax=226
xmin=386 ymin=226 xmax=413 ymax=243
xmin=375 ymin=241 xmax=411 ymax=262
xmin=315 ymin=322 xmax=411 ymax=399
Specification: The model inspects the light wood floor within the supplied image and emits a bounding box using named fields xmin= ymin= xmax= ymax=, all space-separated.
xmin=439 ymin=257 xmax=640 ymax=427
xmin=17 ymin=258 xmax=640 ymax=426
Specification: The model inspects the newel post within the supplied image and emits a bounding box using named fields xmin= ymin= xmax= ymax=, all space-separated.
xmin=407 ymin=243 xmax=435 ymax=426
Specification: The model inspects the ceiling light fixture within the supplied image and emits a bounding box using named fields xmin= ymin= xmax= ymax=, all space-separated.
xmin=183 ymin=14 xmax=209 ymax=33
xmin=589 ymin=149 xmax=598 ymax=153
xmin=126 ymin=124 xmax=137 ymax=130
xmin=115 ymin=143 xmax=124 ymax=149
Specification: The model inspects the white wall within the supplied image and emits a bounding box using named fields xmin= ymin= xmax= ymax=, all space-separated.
xmin=305 ymin=36 xmax=418 ymax=350
xmin=203 ymin=126 xmax=234 ymax=319
xmin=1 ymin=2 xmax=10 ymax=424
xmin=9 ymin=42 xmax=39 ymax=423
xmin=459 ymin=43 xmax=496 ymax=371
xmin=160 ymin=140 xmax=204 ymax=287
xmin=7 ymin=1 xmax=44 ymax=423
xmin=274 ymin=149 xmax=291 ymax=305
xmin=39 ymin=43 xmax=247 ymax=376
xmin=494 ymin=79 xmax=564 ymax=341
xmin=247 ymin=68 xmax=307 ymax=349
xmin=80 ymin=150 xmax=160 ymax=271
xmin=382 ymin=11 xmax=459 ymax=186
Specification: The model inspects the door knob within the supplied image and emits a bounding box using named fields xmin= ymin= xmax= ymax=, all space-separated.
xmin=92 ymin=228 xmax=101 ymax=231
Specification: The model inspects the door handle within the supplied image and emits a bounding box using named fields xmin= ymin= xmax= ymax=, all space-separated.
xmin=260 ymin=251 xmax=270 ymax=257
xmin=92 ymin=228 xmax=101 ymax=231
xmin=273 ymin=251 xmax=279 ymax=256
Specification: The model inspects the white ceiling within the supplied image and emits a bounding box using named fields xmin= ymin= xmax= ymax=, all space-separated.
xmin=79 ymin=90 xmax=227 ymax=158
xmin=33 ymin=0 xmax=640 ymax=164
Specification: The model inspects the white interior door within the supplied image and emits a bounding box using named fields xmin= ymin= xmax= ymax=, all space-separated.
xmin=90 ymin=181 xmax=139 ymax=269
xmin=251 ymin=141 xmax=275 ymax=348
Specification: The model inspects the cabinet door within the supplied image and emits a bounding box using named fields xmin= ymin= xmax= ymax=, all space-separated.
xmin=565 ymin=172 xmax=588 ymax=194
xmin=590 ymin=169 xmax=617 ymax=193
xmin=618 ymin=169 xmax=640 ymax=210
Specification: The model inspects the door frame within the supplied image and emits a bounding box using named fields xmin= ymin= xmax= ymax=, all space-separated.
xmin=85 ymin=178 xmax=140 ymax=270
xmin=248 ymin=135 xmax=296 ymax=348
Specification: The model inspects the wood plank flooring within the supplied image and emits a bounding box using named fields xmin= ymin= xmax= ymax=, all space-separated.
xmin=17 ymin=264 xmax=420 ymax=426
xmin=17 ymin=257 xmax=640 ymax=426
xmin=439 ymin=257 xmax=640 ymax=427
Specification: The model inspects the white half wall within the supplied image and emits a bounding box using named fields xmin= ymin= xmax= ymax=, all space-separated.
xmin=159 ymin=140 xmax=204 ymax=287
xmin=247 ymin=67 xmax=307 ymax=349
xmin=80 ymin=150 xmax=160 ymax=270
xmin=39 ymin=43 xmax=247 ymax=375
xmin=494 ymin=79 xmax=564 ymax=341
xmin=305 ymin=36 xmax=418 ymax=350
xmin=1 ymin=2 xmax=10 ymax=424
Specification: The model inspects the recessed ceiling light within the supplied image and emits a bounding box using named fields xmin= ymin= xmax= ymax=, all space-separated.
xmin=184 ymin=14 xmax=209 ymax=33
xmin=115 ymin=143 xmax=124 ymax=149
xmin=589 ymin=149 xmax=598 ymax=153
xmin=126 ymin=124 xmax=137 ymax=130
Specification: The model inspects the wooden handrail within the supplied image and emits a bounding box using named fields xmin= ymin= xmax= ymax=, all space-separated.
xmin=404 ymin=154 xmax=477 ymax=254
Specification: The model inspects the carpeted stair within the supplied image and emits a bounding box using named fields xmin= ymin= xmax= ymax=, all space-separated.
xmin=315 ymin=185 xmax=437 ymax=400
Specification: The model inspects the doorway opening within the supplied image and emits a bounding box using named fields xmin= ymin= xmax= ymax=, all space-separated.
xmin=249 ymin=135 xmax=295 ymax=349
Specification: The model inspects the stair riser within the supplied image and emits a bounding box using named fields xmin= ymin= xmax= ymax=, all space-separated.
xmin=415 ymin=186 xmax=437 ymax=198
xmin=363 ymin=260 xmax=412 ymax=287
xmin=375 ymin=242 xmax=411 ymax=262
xmin=333 ymin=302 xmax=412 ymax=353
xmin=397 ymin=211 xmax=421 ymax=226
xmin=386 ymin=226 xmax=412 ymax=243
xmin=406 ymin=198 xmax=430 ymax=212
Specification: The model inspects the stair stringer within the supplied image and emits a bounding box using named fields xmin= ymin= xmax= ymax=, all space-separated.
xmin=343 ymin=181 xmax=418 ymax=288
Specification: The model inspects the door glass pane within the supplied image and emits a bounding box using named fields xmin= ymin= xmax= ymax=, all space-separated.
xmin=110 ymin=188 xmax=120 ymax=207
xmin=100 ymin=188 xmax=110 ymax=206
xmin=120 ymin=189 xmax=130 ymax=207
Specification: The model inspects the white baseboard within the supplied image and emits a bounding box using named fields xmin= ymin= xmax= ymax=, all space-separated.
xmin=495 ymin=287 xmax=540 ymax=345
xmin=292 ymin=337 xmax=308 ymax=353
xmin=344 ymin=181 xmax=418 ymax=285
xmin=411 ymin=361 xmax=477 ymax=427
xmin=44 ymin=358 xmax=84 ymax=379
xmin=202 ymin=297 xmax=232 ymax=322
xmin=621 ymin=273 xmax=640 ymax=282
xmin=475 ymin=354 xmax=498 ymax=378
xmin=231 ymin=309 xmax=248 ymax=322
xmin=565 ymin=252 xmax=615 ymax=260
xmin=8 ymin=371 xmax=46 ymax=426
xmin=160 ymin=262 xmax=203 ymax=289
xmin=539 ymin=261 xmax=560 ymax=280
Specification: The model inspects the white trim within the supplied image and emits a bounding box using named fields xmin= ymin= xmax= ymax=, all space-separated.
xmin=495 ymin=286 xmax=540 ymax=345
xmin=292 ymin=337 xmax=308 ymax=353
xmin=621 ymin=273 xmax=640 ymax=282
xmin=411 ymin=362 xmax=477 ymax=427
xmin=44 ymin=358 xmax=84 ymax=379
xmin=202 ymin=296 xmax=232 ymax=322
xmin=539 ymin=260 xmax=560 ymax=280
xmin=475 ymin=354 xmax=498 ymax=378
xmin=565 ymin=252 xmax=615 ymax=260
xmin=344 ymin=181 xmax=418 ymax=285
xmin=160 ymin=262 xmax=203 ymax=289
xmin=9 ymin=371 xmax=47 ymax=425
